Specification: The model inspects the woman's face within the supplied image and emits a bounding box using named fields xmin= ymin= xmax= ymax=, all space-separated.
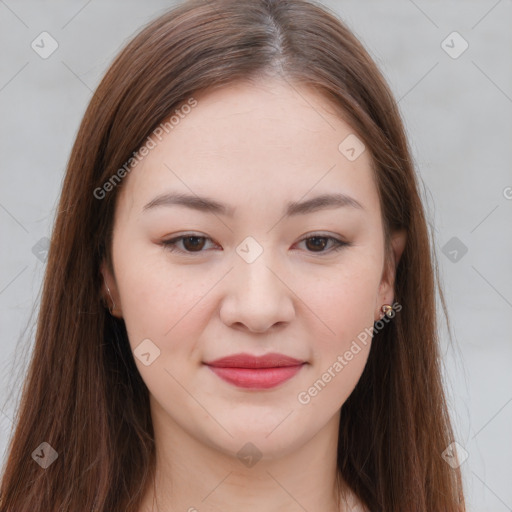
xmin=103 ymin=78 xmax=404 ymax=459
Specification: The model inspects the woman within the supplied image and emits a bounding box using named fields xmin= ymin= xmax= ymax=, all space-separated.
xmin=0 ymin=0 xmax=466 ymax=510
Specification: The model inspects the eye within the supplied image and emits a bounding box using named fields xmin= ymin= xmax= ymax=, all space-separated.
xmin=295 ymin=234 xmax=350 ymax=254
xmin=161 ymin=233 xmax=350 ymax=255
xmin=161 ymin=234 xmax=216 ymax=253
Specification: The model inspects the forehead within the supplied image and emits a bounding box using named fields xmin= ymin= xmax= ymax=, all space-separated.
xmin=117 ymin=78 xmax=379 ymax=219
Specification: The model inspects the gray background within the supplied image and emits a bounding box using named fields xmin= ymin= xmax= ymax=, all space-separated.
xmin=0 ymin=1 xmax=511 ymax=510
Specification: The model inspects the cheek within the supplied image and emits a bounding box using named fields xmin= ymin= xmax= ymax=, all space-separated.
xmin=114 ymin=256 xmax=210 ymax=402
xmin=297 ymin=260 xmax=379 ymax=404
xmin=299 ymin=260 xmax=381 ymax=342
xmin=299 ymin=341 xmax=371 ymax=416
xmin=113 ymin=242 xmax=204 ymax=352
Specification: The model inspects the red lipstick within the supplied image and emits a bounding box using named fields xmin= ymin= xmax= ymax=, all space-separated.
xmin=204 ymin=353 xmax=306 ymax=389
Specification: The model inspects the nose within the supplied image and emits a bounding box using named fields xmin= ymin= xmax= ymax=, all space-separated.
xmin=219 ymin=252 xmax=295 ymax=334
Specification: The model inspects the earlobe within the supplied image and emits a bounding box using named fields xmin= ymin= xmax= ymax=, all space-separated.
xmin=376 ymin=229 xmax=407 ymax=320
xmin=100 ymin=260 xmax=122 ymax=318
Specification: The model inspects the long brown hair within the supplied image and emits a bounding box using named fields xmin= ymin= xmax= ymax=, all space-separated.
xmin=0 ymin=0 xmax=465 ymax=510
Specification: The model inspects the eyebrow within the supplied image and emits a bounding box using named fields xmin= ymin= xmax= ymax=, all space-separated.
xmin=142 ymin=191 xmax=364 ymax=217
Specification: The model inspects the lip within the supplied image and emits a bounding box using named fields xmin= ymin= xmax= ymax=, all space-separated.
xmin=204 ymin=352 xmax=306 ymax=389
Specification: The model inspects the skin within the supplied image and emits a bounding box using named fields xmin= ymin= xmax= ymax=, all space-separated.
xmin=102 ymin=77 xmax=406 ymax=512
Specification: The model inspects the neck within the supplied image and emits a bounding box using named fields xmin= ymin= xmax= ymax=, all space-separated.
xmin=138 ymin=400 xmax=351 ymax=512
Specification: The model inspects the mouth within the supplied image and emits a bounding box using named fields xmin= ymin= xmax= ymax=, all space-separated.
xmin=203 ymin=353 xmax=307 ymax=390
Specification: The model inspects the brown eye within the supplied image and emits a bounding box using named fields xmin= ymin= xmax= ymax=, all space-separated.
xmin=162 ymin=235 xmax=213 ymax=253
xmin=304 ymin=236 xmax=328 ymax=252
xmin=181 ymin=236 xmax=206 ymax=251
xmin=298 ymin=235 xmax=349 ymax=254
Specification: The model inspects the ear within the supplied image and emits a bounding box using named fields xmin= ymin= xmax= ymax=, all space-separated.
xmin=375 ymin=229 xmax=407 ymax=321
xmin=100 ymin=260 xmax=123 ymax=318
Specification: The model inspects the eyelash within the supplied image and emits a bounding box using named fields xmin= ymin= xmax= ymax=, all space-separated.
xmin=161 ymin=233 xmax=350 ymax=256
